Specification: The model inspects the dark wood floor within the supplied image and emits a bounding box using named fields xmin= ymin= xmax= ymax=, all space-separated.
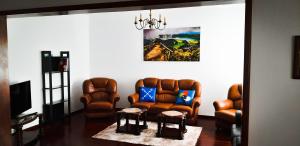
xmin=28 ymin=112 xmax=231 ymax=146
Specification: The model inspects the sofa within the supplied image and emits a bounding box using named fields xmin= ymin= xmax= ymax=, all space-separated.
xmin=213 ymin=84 xmax=243 ymax=130
xmin=128 ymin=77 xmax=201 ymax=124
xmin=80 ymin=77 xmax=120 ymax=118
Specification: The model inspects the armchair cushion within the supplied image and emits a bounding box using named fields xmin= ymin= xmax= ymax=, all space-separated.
xmin=139 ymin=87 xmax=156 ymax=102
xmin=87 ymin=101 xmax=113 ymax=111
xmin=176 ymin=90 xmax=195 ymax=105
xmin=91 ymin=92 xmax=110 ymax=102
xmin=215 ymin=109 xmax=237 ymax=123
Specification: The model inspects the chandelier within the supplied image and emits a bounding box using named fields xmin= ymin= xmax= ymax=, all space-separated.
xmin=134 ymin=9 xmax=167 ymax=30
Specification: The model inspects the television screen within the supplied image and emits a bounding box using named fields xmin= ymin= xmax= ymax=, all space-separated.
xmin=10 ymin=81 xmax=32 ymax=118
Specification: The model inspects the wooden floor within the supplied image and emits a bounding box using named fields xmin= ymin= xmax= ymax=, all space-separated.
xmin=30 ymin=112 xmax=231 ymax=146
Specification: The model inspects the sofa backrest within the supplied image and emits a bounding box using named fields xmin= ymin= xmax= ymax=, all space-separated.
xmin=178 ymin=79 xmax=201 ymax=97
xmin=135 ymin=77 xmax=159 ymax=93
xmin=135 ymin=78 xmax=201 ymax=103
xmin=157 ymin=79 xmax=179 ymax=103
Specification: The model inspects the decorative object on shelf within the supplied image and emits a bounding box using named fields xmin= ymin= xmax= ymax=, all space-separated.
xmin=134 ymin=9 xmax=166 ymax=30
xmin=58 ymin=57 xmax=68 ymax=72
xmin=143 ymin=27 xmax=200 ymax=61
xmin=292 ymin=36 xmax=300 ymax=79
xmin=41 ymin=51 xmax=71 ymax=123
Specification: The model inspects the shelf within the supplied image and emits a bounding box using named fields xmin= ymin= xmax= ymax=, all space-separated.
xmin=44 ymin=71 xmax=69 ymax=73
xmin=42 ymin=51 xmax=71 ymax=123
xmin=45 ymin=85 xmax=68 ymax=90
xmin=45 ymin=99 xmax=69 ymax=105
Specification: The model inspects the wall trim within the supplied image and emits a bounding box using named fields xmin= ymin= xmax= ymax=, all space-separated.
xmin=241 ymin=0 xmax=252 ymax=145
xmin=0 ymin=15 xmax=11 ymax=146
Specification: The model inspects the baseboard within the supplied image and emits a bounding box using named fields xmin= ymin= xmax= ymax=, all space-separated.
xmin=70 ymin=109 xmax=84 ymax=115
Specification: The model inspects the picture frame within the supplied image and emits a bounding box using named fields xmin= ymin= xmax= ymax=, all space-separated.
xmin=292 ymin=36 xmax=300 ymax=79
xmin=143 ymin=27 xmax=200 ymax=61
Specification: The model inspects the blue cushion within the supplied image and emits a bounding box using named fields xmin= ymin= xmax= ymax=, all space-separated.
xmin=175 ymin=90 xmax=195 ymax=105
xmin=139 ymin=87 xmax=156 ymax=102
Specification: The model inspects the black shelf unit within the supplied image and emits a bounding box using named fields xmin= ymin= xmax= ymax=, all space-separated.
xmin=41 ymin=51 xmax=71 ymax=122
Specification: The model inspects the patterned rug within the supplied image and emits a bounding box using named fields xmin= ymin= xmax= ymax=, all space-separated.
xmin=92 ymin=120 xmax=202 ymax=146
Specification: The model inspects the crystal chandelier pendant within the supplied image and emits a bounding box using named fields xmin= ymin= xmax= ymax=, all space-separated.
xmin=134 ymin=9 xmax=167 ymax=30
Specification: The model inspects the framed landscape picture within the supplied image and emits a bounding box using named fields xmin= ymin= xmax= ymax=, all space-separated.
xmin=143 ymin=27 xmax=200 ymax=61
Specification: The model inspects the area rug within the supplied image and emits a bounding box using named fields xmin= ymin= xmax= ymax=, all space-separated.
xmin=92 ymin=120 xmax=202 ymax=146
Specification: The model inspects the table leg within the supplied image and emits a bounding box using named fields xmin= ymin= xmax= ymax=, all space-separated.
xmin=126 ymin=114 xmax=129 ymax=132
xmin=183 ymin=117 xmax=187 ymax=133
xmin=156 ymin=116 xmax=162 ymax=137
xmin=163 ymin=117 xmax=166 ymax=134
xmin=116 ymin=113 xmax=121 ymax=133
xmin=135 ymin=115 xmax=140 ymax=135
xmin=143 ymin=112 xmax=148 ymax=129
xmin=178 ymin=119 xmax=184 ymax=140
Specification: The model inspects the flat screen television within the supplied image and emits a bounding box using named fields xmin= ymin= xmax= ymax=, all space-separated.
xmin=10 ymin=81 xmax=32 ymax=118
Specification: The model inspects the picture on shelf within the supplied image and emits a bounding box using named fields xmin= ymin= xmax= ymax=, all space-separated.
xmin=143 ymin=27 xmax=200 ymax=61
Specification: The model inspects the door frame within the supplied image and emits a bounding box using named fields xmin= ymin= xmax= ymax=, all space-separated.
xmin=0 ymin=0 xmax=252 ymax=146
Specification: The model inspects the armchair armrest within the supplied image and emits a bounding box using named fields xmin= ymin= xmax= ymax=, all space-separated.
xmin=80 ymin=94 xmax=92 ymax=107
xmin=213 ymin=99 xmax=234 ymax=111
xmin=110 ymin=93 xmax=120 ymax=107
xmin=191 ymin=96 xmax=201 ymax=109
xmin=128 ymin=93 xmax=139 ymax=105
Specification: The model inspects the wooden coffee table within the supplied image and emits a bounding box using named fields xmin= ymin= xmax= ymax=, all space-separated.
xmin=116 ymin=108 xmax=148 ymax=135
xmin=156 ymin=110 xmax=187 ymax=140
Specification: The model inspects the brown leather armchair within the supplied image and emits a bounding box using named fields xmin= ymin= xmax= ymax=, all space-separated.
xmin=80 ymin=78 xmax=120 ymax=118
xmin=213 ymin=84 xmax=243 ymax=130
xmin=128 ymin=78 xmax=201 ymax=124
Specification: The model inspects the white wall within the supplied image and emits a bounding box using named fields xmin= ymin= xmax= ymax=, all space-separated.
xmin=8 ymin=14 xmax=90 ymax=126
xmin=89 ymin=4 xmax=245 ymax=116
xmin=249 ymin=0 xmax=300 ymax=145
